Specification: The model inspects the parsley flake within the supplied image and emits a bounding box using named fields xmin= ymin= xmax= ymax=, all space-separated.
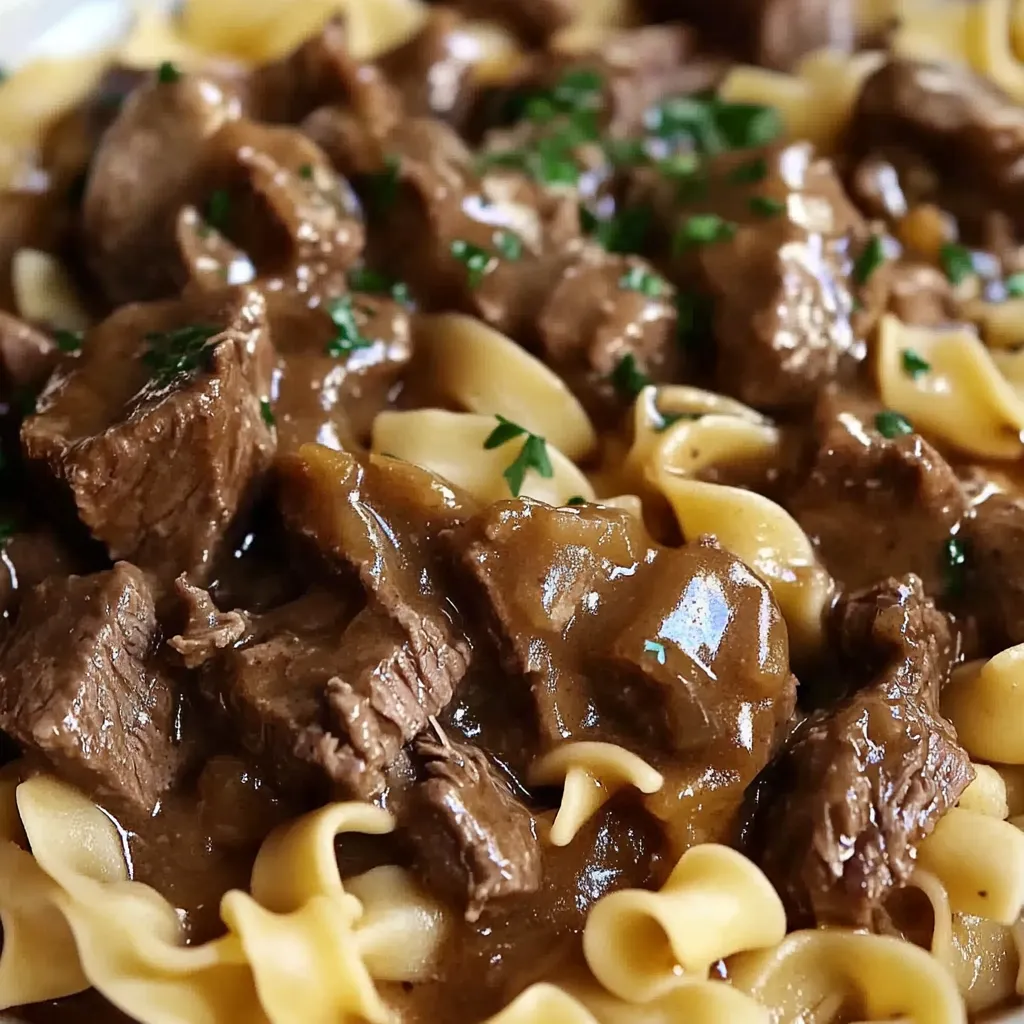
xmin=611 ymin=353 xmax=651 ymax=401
xmin=347 ymin=267 xmax=410 ymax=304
xmin=943 ymin=536 xmax=968 ymax=598
xmin=566 ymin=495 xmax=587 ymax=506
xmin=644 ymin=639 xmax=667 ymax=664
xmin=494 ymin=230 xmax=523 ymax=261
xmin=484 ymin=415 xmax=553 ymax=497
xmin=143 ymin=324 xmax=220 ymax=385
xmin=619 ymin=265 xmax=664 ymax=297
xmin=364 ymin=154 xmax=400 ymax=213
xmin=157 ymin=61 xmax=181 ymax=84
xmin=1006 ymin=272 xmax=1024 ymax=298
xmin=749 ymin=195 xmax=785 ymax=217
xmin=53 ymin=329 xmax=83 ymax=353
xmin=901 ymin=349 xmax=931 ymax=379
xmin=673 ymin=213 xmax=736 ymax=253
xmin=326 ymin=296 xmax=373 ymax=357
xmin=727 ymin=156 xmax=768 ymax=184
xmin=298 ymin=164 xmax=314 ymax=180
xmin=940 ymin=242 xmax=975 ymax=285
xmin=589 ymin=204 xmax=653 ymax=255
xmin=853 ymin=235 xmax=886 ymax=285
xmin=875 ymin=410 xmax=913 ymax=438
xmin=260 ymin=399 xmax=276 ymax=427
xmin=451 ymin=239 xmax=495 ymax=288
xmin=206 ymin=189 xmax=231 ymax=232
xmin=646 ymin=96 xmax=780 ymax=154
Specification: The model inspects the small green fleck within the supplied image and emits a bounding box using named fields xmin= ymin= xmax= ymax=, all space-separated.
xmin=348 ymin=266 xmax=410 ymax=304
xmin=365 ymin=154 xmax=400 ymax=213
xmin=658 ymin=152 xmax=700 ymax=180
xmin=206 ymin=188 xmax=231 ymax=232
xmin=940 ymin=242 xmax=974 ymax=286
xmin=157 ymin=61 xmax=181 ymax=84
xmin=53 ymin=329 xmax=83 ymax=353
xmin=1005 ymin=272 xmax=1024 ymax=298
xmin=673 ymin=213 xmax=736 ymax=253
xmin=494 ymin=230 xmax=523 ymax=261
xmin=566 ymin=495 xmax=587 ymax=506
xmin=611 ymin=353 xmax=651 ymax=401
xmin=874 ymin=410 xmax=913 ymax=438
xmin=714 ymin=101 xmax=781 ymax=150
xmin=484 ymin=416 xmax=553 ymax=497
xmin=590 ymin=205 xmax=652 ymax=255
xmin=901 ymin=349 xmax=931 ymax=379
xmin=727 ymin=156 xmax=768 ymax=184
xmin=326 ymin=296 xmax=373 ymax=357
xmin=943 ymin=536 xmax=968 ymax=598
xmin=619 ymin=265 xmax=664 ymax=298
xmin=604 ymin=138 xmax=648 ymax=167
xmin=748 ymin=195 xmax=785 ymax=217
xmin=853 ymin=235 xmax=886 ymax=285
xmin=298 ymin=164 xmax=314 ymax=181
xmin=484 ymin=414 xmax=527 ymax=450
xmin=143 ymin=324 xmax=220 ymax=385
xmin=260 ymin=399 xmax=275 ymax=427
xmin=551 ymin=67 xmax=604 ymax=111
xmin=451 ymin=239 xmax=495 ymax=288
xmin=644 ymin=639 xmax=666 ymax=665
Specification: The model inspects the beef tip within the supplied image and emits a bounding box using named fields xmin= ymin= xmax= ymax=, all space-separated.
xmin=406 ymin=737 xmax=542 ymax=921
xmin=21 ymin=288 xmax=275 ymax=590
xmin=962 ymin=493 xmax=1024 ymax=649
xmin=874 ymin=262 xmax=955 ymax=328
xmin=169 ymin=576 xmax=250 ymax=669
xmin=0 ymin=311 xmax=58 ymax=398
xmin=643 ymin=0 xmax=853 ymax=71
xmin=0 ymin=563 xmax=181 ymax=819
xmin=676 ymin=142 xmax=866 ymax=410
xmin=849 ymin=59 xmax=1024 ymax=234
xmin=441 ymin=0 xmax=574 ymax=45
xmin=789 ymin=394 xmax=967 ymax=595
xmin=751 ymin=575 xmax=972 ymax=927
xmin=266 ymin=288 xmax=413 ymax=451
xmin=535 ymin=247 xmax=678 ymax=422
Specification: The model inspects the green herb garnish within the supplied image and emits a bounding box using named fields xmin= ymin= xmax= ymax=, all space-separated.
xmin=566 ymin=495 xmax=587 ymax=505
xmin=727 ymin=156 xmax=768 ymax=184
xmin=644 ymin=639 xmax=666 ymax=665
xmin=611 ymin=353 xmax=651 ymax=401
xmin=494 ymin=230 xmax=523 ymax=261
xmin=605 ymin=138 xmax=648 ymax=167
xmin=1005 ymin=272 xmax=1024 ymax=298
xmin=53 ymin=329 xmax=83 ymax=353
xmin=143 ymin=324 xmax=220 ymax=385
xmin=943 ymin=536 xmax=968 ymax=598
xmin=646 ymin=96 xmax=780 ymax=153
xmin=901 ymin=349 xmax=931 ymax=379
xmin=940 ymin=242 xmax=974 ymax=285
xmin=483 ymin=415 xmax=554 ymax=497
xmin=365 ymin=154 xmax=400 ymax=213
xmin=748 ymin=195 xmax=785 ymax=217
xmin=853 ymin=235 xmax=886 ymax=285
xmin=451 ymin=239 xmax=495 ymax=288
xmin=259 ymin=399 xmax=275 ymax=427
xmin=298 ymin=164 xmax=314 ymax=180
xmin=347 ymin=267 xmax=410 ymax=304
xmin=874 ymin=409 xmax=913 ymax=438
xmin=157 ymin=61 xmax=181 ymax=84
xmin=673 ymin=214 xmax=736 ymax=253
xmin=619 ymin=265 xmax=664 ymax=297
xmin=206 ymin=189 xmax=231 ymax=232
xmin=590 ymin=204 xmax=653 ymax=255
xmin=326 ymin=296 xmax=373 ymax=357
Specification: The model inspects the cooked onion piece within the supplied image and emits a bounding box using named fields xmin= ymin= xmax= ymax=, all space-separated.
xmin=943 ymin=646 xmax=1024 ymax=763
xmin=372 ymin=410 xmax=595 ymax=505
xmin=11 ymin=249 xmax=91 ymax=332
xmin=410 ymin=314 xmax=597 ymax=462
xmin=583 ymin=845 xmax=785 ymax=1003
xmin=529 ymin=743 xmax=663 ymax=848
xmin=728 ymin=929 xmax=966 ymax=1024
xmin=877 ymin=314 xmax=1024 ymax=459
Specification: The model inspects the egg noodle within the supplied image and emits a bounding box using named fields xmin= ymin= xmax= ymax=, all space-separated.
xmin=4 ymin=0 xmax=1024 ymax=1022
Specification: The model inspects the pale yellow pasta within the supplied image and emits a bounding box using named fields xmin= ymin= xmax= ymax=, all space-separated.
xmin=728 ymin=928 xmax=966 ymax=1024
xmin=344 ymin=865 xmax=449 ymax=982
xmin=410 ymin=314 xmax=597 ymax=462
xmin=528 ymin=742 xmax=664 ymax=847
xmin=550 ymin=0 xmax=638 ymax=55
xmin=653 ymin=470 xmax=833 ymax=658
xmin=997 ymin=765 xmax=1024 ymax=817
xmin=118 ymin=5 xmax=213 ymax=70
xmin=483 ymin=983 xmax=602 ymax=1024
xmin=943 ymin=646 xmax=1024 ymax=764
xmin=877 ymin=314 xmax=1024 ymax=459
xmin=916 ymin=808 xmax=1024 ymax=924
xmin=372 ymin=410 xmax=596 ymax=505
xmin=966 ymin=297 xmax=1024 ymax=351
xmin=958 ymin=764 xmax=1010 ymax=819
xmin=583 ymin=844 xmax=786 ymax=1003
xmin=11 ymin=248 xmax=91 ymax=333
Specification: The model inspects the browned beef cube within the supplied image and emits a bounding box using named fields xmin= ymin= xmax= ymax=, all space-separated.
xmin=21 ymin=288 xmax=275 ymax=589
xmin=789 ymin=396 xmax=967 ymax=595
xmin=751 ymin=576 xmax=972 ymax=927
xmin=406 ymin=738 xmax=542 ymax=921
xmin=963 ymin=493 xmax=1024 ymax=649
xmin=0 ymin=563 xmax=181 ymax=819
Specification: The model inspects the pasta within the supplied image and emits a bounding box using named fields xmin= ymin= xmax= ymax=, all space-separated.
xmin=528 ymin=742 xmax=664 ymax=847
xmin=11 ymin=249 xmax=91 ymax=332
xmin=943 ymin=645 xmax=1024 ymax=764
xmin=958 ymin=764 xmax=1010 ymax=819
xmin=582 ymin=844 xmax=786 ymax=1003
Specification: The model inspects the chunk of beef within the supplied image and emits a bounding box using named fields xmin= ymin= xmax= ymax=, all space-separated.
xmin=536 ymin=248 xmax=678 ymax=421
xmin=0 ymin=311 xmax=58 ymax=398
xmin=0 ymin=526 xmax=82 ymax=632
xmin=849 ymin=59 xmax=1024 ymax=234
xmin=21 ymin=288 xmax=275 ymax=590
xmin=442 ymin=0 xmax=574 ymax=44
xmin=0 ymin=563 xmax=181 ymax=819
xmin=962 ymin=493 xmax=1024 ymax=649
xmin=169 ymin=576 xmax=250 ymax=669
xmin=751 ymin=576 xmax=972 ymax=927
xmin=643 ymin=0 xmax=853 ymax=71
xmin=789 ymin=395 xmax=967 ymax=595
xmin=406 ymin=737 xmax=542 ymax=921
xmin=447 ymin=501 xmax=796 ymax=843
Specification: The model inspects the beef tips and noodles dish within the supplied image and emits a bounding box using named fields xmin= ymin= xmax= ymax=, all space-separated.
xmin=4 ymin=0 xmax=1024 ymax=1021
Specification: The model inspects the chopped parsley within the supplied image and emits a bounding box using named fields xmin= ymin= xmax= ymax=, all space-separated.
xmin=940 ymin=242 xmax=974 ymax=285
xmin=451 ymin=239 xmax=495 ymax=288
xmin=748 ymin=195 xmax=785 ymax=217
xmin=853 ymin=235 xmax=886 ymax=285
xmin=298 ymin=164 xmax=314 ymax=180
xmin=483 ymin=415 xmax=554 ymax=497
xmin=259 ymin=399 xmax=275 ymax=427
xmin=874 ymin=409 xmax=913 ymax=438
xmin=53 ymin=329 xmax=83 ymax=353
xmin=1005 ymin=272 xmax=1024 ymax=298
xmin=727 ymin=156 xmax=768 ymax=184
xmin=143 ymin=324 xmax=220 ymax=385
xmin=901 ymin=349 xmax=931 ymax=379
xmin=673 ymin=213 xmax=736 ymax=253
xmin=566 ymin=495 xmax=587 ymax=506
xmin=347 ymin=266 xmax=410 ymax=304
xmin=588 ymin=204 xmax=653 ymax=255
xmin=619 ymin=265 xmax=665 ymax=297
xmin=658 ymin=152 xmax=701 ymax=180
xmin=494 ymin=230 xmax=523 ymax=261
xmin=644 ymin=639 xmax=667 ymax=665
xmin=206 ymin=189 xmax=231 ymax=232
xmin=604 ymin=138 xmax=648 ymax=167
xmin=325 ymin=296 xmax=373 ymax=357
xmin=157 ymin=61 xmax=181 ymax=84
xmin=364 ymin=154 xmax=400 ymax=213
xmin=550 ymin=67 xmax=604 ymax=112
xmin=943 ymin=536 xmax=968 ymax=598
xmin=611 ymin=353 xmax=651 ymax=401
xmin=646 ymin=96 xmax=780 ymax=154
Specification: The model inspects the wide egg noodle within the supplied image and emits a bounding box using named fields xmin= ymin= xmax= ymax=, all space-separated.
xmin=958 ymin=764 xmax=1010 ymax=819
xmin=582 ymin=844 xmax=786 ymax=1003
xmin=943 ymin=644 xmax=1024 ymax=763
